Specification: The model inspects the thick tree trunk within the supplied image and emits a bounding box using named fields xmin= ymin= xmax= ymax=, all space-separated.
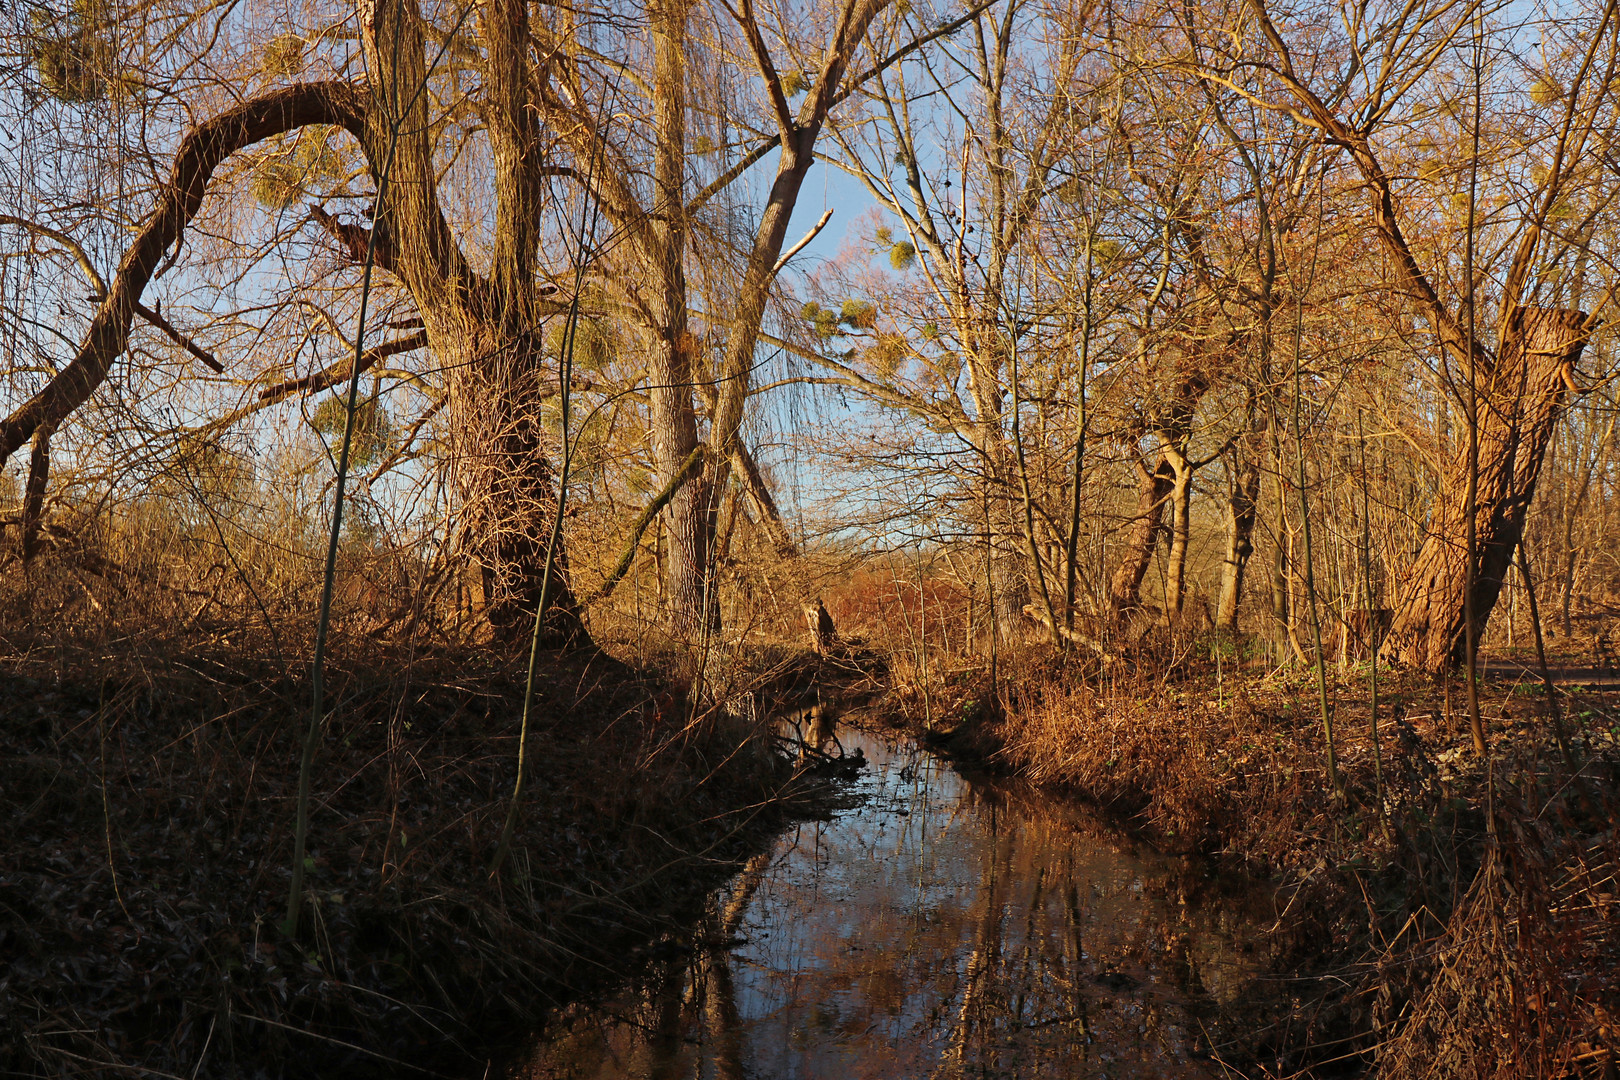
xmin=364 ymin=0 xmax=588 ymax=648
xmin=1380 ymin=306 xmax=1588 ymax=672
xmin=647 ymin=0 xmax=717 ymax=643
xmin=991 ymin=539 xmax=1029 ymax=642
xmin=449 ymin=336 xmax=586 ymax=645
xmin=1108 ymin=454 xmax=1174 ymax=627
xmin=650 ymin=317 xmax=713 ymax=641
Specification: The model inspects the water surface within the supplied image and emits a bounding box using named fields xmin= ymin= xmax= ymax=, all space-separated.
xmin=522 ymin=728 xmax=1276 ymax=1079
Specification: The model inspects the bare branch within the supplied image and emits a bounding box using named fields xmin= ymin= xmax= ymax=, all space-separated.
xmin=772 ymin=208 xmax=834 ymax=274
xmin=133 ymin=303 xmax=224 ymax=373
xmin=0 ymin=80 xmax=368 ymax=466
xmin=0 ymin=214 xmax=106 ymax=297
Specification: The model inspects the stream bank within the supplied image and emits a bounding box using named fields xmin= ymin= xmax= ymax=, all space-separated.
xmin=871 ymin=650 xmax=1620 ymax=1077
xmin=0 ymin=641 xmax=844 ymax=1079
xmin=5 ymin=632 xmax=1615 ymax=1078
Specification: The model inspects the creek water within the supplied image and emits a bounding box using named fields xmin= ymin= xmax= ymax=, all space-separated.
xmin=519 ymin=728 xmax=1279 ymax=1079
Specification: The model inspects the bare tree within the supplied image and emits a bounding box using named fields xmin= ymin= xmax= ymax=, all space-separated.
xmin=1212 ymin=0 xmax=1618 ymax=672
xmin=0 ymin=0 xmax=924 ymax=650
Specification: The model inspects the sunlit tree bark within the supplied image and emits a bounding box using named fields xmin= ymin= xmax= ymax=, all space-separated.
xmin=1231 ymin=0 xmax=1615 ymax=672
xmin=1381 ymin=307 xmax=1589 ymax=669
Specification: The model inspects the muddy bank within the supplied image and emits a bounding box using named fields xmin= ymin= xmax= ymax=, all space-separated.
xmin=0 ymin=642 xmax=844 ymax=1079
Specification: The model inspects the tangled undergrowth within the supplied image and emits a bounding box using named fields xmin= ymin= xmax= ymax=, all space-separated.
xmin=0 ymin=633 xmax=844 ymax=1079
xmin=880 ymin=646 xmax=1620 ymax=1079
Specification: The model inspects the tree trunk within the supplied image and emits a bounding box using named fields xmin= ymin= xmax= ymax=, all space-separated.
xmin=364 ymin=0 xmax=588 ymax=648
xmin=978 ymin=464 xmax=1029 ymax=643
xmin=1380 ymin=306 xmax=1588 ymax=672
xmin=20 ymin=422 xmax=51 ymax=564
xmin=1270 ymin=535 xmax=1290 ymax=650
xmin=0 ymin=83 xmax=367 ymax=469
xmin=991 ymin=539 xmax=1029 ymax=642
xmin=646 ymin=0 xmax=719 ymax=642
xmin=1149 ymin=371 xmax=1210 ymax=626
xmin=1108 ymin=453 xmax=1174 ymax=627
xmin=449 ymin=336 xmax=586 ymax=645
xmin=1163 ymin=450 xmax=1194 ymax=622
xmin=1217 ymin=437 xmax=1263 ymax=630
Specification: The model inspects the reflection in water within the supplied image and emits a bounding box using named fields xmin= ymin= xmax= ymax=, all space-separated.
xmin=523 ymin=729 xmax=1275 ymax=1079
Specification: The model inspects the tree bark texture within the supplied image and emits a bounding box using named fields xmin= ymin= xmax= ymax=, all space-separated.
xmin=1156 ymin=369 xmax=1210 ymax=623
xmin=1108 ymin=453 xmax=1174 ymax=627
xmin=445 ymin=335 xmax=584 ymax=643
xmin=1380 ymin=306 xmax=1588 ymax=672
xmin=1216 ymin=399 xmax=1264 ymax=630
xmin=364 ymin=0 xmax=586 ymax=645
xmin=645 ymin=0 xmax=716 ymax=641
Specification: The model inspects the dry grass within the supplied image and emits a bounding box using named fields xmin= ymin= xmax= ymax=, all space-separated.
xmin=1373 ymin=830 xmax=1620 ymax=1079
xmin=0 ymin=532 xmax=842 ymax=1080
xmin=872 ymin=644 xmax=1620 ymax=1078
xmin=7 ymin=485 xmax=1618 ymax=1078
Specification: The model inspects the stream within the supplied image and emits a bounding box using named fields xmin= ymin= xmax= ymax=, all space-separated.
xmin=518 ymin=728 xmax=1281 ymax=1079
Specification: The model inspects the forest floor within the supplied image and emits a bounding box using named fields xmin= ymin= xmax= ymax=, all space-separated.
xmin=868 ymin=637 xmax=1620 ymax=1078
xmin=5 ymin=610 xmax=1616 ymax=1079
xmin=0 ymin=631 xmax=869 ymax=1079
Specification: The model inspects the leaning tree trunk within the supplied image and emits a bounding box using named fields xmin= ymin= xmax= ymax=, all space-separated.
xmin=1108 ymin=453 xmax=1174 ymax=628
xmin=20 ymin=422 xmax=51 ymax=564
xmin=1380 ymin=306 xmax=1588 ymax=673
